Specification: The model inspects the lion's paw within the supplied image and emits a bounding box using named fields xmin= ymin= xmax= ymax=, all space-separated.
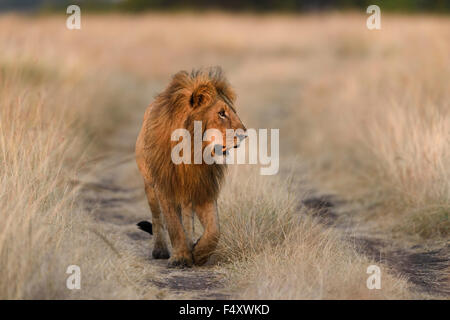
xmin=152 ymin=247 xmax=170 ymax=260
xmin=167 ymin=256 xmax=193 ymax=269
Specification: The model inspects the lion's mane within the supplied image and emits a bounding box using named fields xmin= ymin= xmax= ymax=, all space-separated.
xmin=141 ymin=67 xmax=236 ymax=206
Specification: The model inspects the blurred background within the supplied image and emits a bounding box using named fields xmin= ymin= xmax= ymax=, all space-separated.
xmin=0 ymin=0 xmax=448 ymax=299
xmin=1 ymin=0 xmax=449 ymax=12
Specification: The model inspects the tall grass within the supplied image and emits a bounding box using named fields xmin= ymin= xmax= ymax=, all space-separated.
xmin=0 ymin=57 xmax=141 ymax=298
xmin=290 ymin=17 xmax=450 ymax=237
xmin=0 ymin=62 xmax=74 ymax=298
xmin=367 ymin=103 xmax=449 ymax=237
xmin=215 ymin=166 xmax=412 ymax=299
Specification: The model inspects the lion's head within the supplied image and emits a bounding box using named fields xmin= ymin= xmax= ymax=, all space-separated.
xmin=169 ymin=68 xmax=247 ymax=156
xmin=141 ymin=67 xmax=246 ymax=205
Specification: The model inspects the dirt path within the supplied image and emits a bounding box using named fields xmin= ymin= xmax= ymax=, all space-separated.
xmin=302 ymin=195 xmax=450 ymax=298
xmin=77 ymin=119 xmax=231 ymax=299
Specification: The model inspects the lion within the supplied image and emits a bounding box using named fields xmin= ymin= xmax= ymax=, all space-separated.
xmin=135 ymin=67 xmax=247 ymax=268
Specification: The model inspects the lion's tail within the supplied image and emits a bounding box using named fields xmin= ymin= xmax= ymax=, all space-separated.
xmin=137 ymin=221 xmax=153 ymax=235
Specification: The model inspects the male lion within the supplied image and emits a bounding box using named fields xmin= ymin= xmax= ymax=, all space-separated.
xmin=135 ymin=67 xmax=247 ymax=268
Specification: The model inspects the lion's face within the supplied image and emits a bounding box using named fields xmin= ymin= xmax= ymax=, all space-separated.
xmin=203 ymin=98 xmax=247 ymax=156
xmin=183 ymin=78 xmax=247 ymax=158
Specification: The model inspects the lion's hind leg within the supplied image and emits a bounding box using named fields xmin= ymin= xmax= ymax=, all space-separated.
xmin=145 ymin=184 xmax=170 ymax=259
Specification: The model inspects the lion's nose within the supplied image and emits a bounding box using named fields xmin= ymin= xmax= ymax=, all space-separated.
xmin=237 ymin=132 xmax=248 ymax=142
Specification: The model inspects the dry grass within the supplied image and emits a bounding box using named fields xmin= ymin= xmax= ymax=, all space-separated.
xmin=287 ymin=15 xmax=450 ymax=238
xmin=0 ymin=12 xmax=448 ymax=299
xmin=215 ymin=165 xmax=413 ymax=299
xmin=0 ymin=44 xmax=150 ymax=299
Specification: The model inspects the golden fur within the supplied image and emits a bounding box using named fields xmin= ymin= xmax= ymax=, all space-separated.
xmin=136 ymin=67 xmax=246 ymax=267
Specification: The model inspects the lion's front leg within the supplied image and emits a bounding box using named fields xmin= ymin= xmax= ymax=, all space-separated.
xmin=193 ymin=201 xmax=220 ymax=265
xmin=181 ymin=203 xmax=195 ymax=251
xmin=157 ymin=192 xmax=193 ymax=268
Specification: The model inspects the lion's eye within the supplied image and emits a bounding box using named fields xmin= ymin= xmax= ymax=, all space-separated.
xmin=218 ymin=110 xmax=226 ymax=119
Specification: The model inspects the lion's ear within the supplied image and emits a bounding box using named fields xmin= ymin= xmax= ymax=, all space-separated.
xmin=191 ymin=84 xmax=216 ymax=109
